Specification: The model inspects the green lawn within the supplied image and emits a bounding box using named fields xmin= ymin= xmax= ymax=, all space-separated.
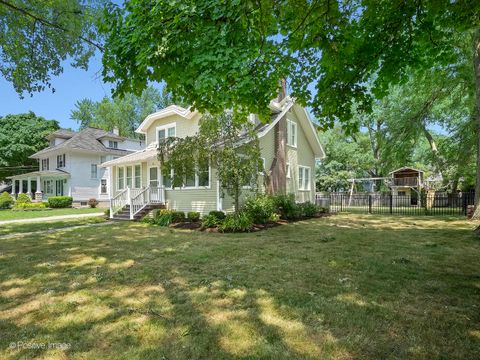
xmin=0 ymin=207 xmax=104 ymax=221
xmin=0 ymin=214 xmax=479 ymax=359
xmin=0 ymin=217 xmax=107 ymax=236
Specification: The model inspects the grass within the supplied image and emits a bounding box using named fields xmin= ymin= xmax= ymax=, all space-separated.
xmin=0 ymin=207 xmax=104 ymax=221
xmin=0 ymin=217 xmax=108 ymax=236
xmin=0 ymin=214 xmax=479 ymax=359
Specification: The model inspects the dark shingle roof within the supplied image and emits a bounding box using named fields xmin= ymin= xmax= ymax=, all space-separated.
xmin=47 ymin=129 xmax=76 ymax=140
xmin=31 ymin=127 xmax=134 ymax=158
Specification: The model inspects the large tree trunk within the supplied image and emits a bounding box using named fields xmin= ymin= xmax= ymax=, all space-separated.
xmin=472 ymin=29 xmax=480 ymax=220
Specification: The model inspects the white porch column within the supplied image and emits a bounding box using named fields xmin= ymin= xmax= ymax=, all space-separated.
xmin=35 ymin=176 xmax=42 ymax=201
xmin=19 ymin=179 xmax=23 ymax=193
xmin=11 ymin=179 xmax=15 ymax=195
xmin=27 ymin=177 xmax=32 ymax=196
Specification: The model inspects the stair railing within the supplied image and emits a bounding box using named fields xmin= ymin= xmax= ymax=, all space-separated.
xmin=130 ymin=185 xmax=150 ymax=219
xmin=110 ymin=188 xmax=128 ymax=218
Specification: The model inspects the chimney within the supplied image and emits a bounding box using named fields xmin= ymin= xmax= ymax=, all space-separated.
xmin=112 ymin=127 xmax=119 ymax=136
xmin=277 ymin=78 xmax=287 ymax=102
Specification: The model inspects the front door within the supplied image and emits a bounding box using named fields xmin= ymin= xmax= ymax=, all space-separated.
xmin=55 ymin=179 xmax=64 ymax=196
xmin=149 ymin=167 xmax=160 ymax=201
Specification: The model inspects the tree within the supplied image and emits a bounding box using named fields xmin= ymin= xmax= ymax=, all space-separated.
xmin=158 ymin=112 xmax=262 ymax=213
xmin=0 ymin=0 xmax=103 ymax=96
xmin=101 ymin=1 xmax=480 ymax=207
xmin=0 ymin=112 xmax=59 ymax=181
xmin=70 ymin=86 xmax=175 ymax=137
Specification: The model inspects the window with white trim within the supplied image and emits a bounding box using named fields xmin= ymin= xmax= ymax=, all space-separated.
xmin=108 ymin=140 xmax=118 ymax=149
xmin=157 ymin=123 xmax=176 ymax=143
xmin=41 ymin=158 xmax=49 ymax=171
xmin=197 ymin=161 xmax=210 ymax=187
xmin=163 ymin=169 xmax=173 ymax=188
xmin=91 ymin=164 xmax=98 ymax=179
xmin=56 ymin=154 xmax=65 ymax=168
xmin=43 ymin=179 xmax=54 ymax=194
xmin=134 ymin=165 xmax=141 ymax=188
xmin=287 ymin=120 xmax=297 ymax=147
xmin=298 ymin=166 xmax=311 ymax=190
xmin=117 ymin=167 xmax=125 ymax=190
xmin=126 ymin=166 xmax=133 ymax=188
xmin=286 ymin=163 xmax=291 ymax=178
xmin=101 ymin=179 xmax=107 ymax=194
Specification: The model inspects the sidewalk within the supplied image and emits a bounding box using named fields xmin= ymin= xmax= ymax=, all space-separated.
xmin=0 ymin=212 xmax=104 ymax=225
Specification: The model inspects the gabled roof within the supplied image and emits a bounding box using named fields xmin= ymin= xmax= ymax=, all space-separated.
xmin=100 ymin=142 xmax=158 ymax=167
xmin=136 ymin=105 xmax=199 ymax=134
xmin=389 ymin=166 xmax=424 ymax=174
xmin=30 ymin=127 xmax=134 ymax=158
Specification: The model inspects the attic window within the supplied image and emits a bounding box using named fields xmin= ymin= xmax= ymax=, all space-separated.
xmin=108 ymin=140 xmax=118 ymax=149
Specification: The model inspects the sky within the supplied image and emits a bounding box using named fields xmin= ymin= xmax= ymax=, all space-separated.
xmin=0 ymin=53 xmax=113 ymax=130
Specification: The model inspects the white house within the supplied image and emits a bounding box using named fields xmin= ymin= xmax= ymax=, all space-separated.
xmin=8 ymin=127 xmax=143 ymax=206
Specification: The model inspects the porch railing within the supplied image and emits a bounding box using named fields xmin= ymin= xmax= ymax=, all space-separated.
xmin=110 ymin=188 xmax=128 ymax=218
xmin=129 ymin=186 xmax=166 ymax=219
xmin=392 ymin=177 xmax=419 ymax=187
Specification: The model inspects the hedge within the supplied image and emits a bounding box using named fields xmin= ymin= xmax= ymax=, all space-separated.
xmin=47 ymin=196 xmax=73 ymax=208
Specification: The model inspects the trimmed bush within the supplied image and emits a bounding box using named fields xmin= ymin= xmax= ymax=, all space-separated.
xmin=187 ymin=211 xmax=200 ymax=222
xmin=88 ymin=198 xmax=99 ymax=208
xmin=218 ymin=212 xmax=254 ymax=233
xmin=47 ymin=196 xmax=73 ymax=208
xmin=271 ymin=194 xmax=301 ymax=220
xmin=15 ymin=193 xmax=32 ymax=206
xmin=298 ymin=201 xmax=318 ymax=218
xmin=13 ymin=202 xmax=47 ymax=211
xmin=104 ymin=208 xmax=110 ymax=218
xmin=243 ymin=194 xmax=275 ymax=224
xmin=208 ymin=210 xmax=226 ymax=220
xmin=201 ymin=214 xmax=219 ymax=228
xmin=172 ymin=211 xmax=186 ymax=223
xmin=0 ymin=192 xmax=14 ymax=209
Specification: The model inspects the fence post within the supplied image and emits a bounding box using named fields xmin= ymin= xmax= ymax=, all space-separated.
xmin=389 ymin=193 xmax=393 ymax=214
xmin=368 ymin=194 xmax=372 ymax=214
xmin=463 ymin=193 xmax=468 ymax=216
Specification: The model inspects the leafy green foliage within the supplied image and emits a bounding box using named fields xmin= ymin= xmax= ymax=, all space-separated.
xmin=15 ymin=193 xmax=31 ymax=205
xmin=12 ymin=202 xmax=47 ymax=211
xmin=171 ymin=211 xmax=186 ymax=223
xmin=151 ymin=209 xmax=174 ymax=226
xmin=0 ymin=112 xmax=59 ymax=181
xmin=0 ymin=0 xmax=103 ymax=96
xmin=201 ymin=214 xmax=219 ymax=228
xmin=47 ymin=196 xmax=73 ymax=208
xmin=243 ymin=194 xmax=276 ymax=224
xmin=297 ymin=202 xmax=318 ymax=218
xmin=208 ymin=211 xmax=226 ymax=220
xmin=0 ymin=192 xmax=14 ymax=209
xmin=159 ymin=112 xmax=262 ymax=213
xmin=270 ymin=194 xmax=299 ymax=220
xmin=70 ymin=86 xmax=176 ymax=137
xmin=187 ymin=212 xmax=200 ymax=223
xmin=218 ymin=212 xmax=254 ymax=233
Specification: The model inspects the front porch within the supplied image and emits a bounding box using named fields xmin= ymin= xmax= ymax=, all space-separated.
xmin=110 ymin=185 xmax=166 ymax=220
xmin=7 ymin=170 xmax=70 ymax=201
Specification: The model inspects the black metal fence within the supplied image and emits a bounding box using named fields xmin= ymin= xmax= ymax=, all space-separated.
xmin=315 ymin=191 xmax=475 ymax=217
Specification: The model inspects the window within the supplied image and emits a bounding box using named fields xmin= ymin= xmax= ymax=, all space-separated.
xmin=184 ymin=169 xmax=196 ymax=187
xmin=56 ymin=154 xmax=66 ymax=168
xmin=43 ymin=180 xmax=54 ymax=194
xmin=198 ymin=162 xmax=210 ymax=187
xmin=134 ymin=165 xmax=141 ymax=188
xmin=91 ymin=164 xmax=98 ymax=179
xmin=298 ymin=166 xmax=311 ymax=190
xmin=156 ymin=123 xmax=176 ymax=143
xmin=163 ymin=169 xmax=173 ymax=188
xmin=118 ymin=167 xmax=125 ymax=190
xmin=149 ymin=167 xmax=159 ymax=187
xmin=41 ymin=158 xmax=49 ymax=171
xmin=126 ymin=166 xmax=132 ymax=188
xmin=287 ymin=120 xmax=297 ymax=147
xmin=100 ymin=156 xmax=107 ymax=164
xmin=101 ymin=179 xmax=107 ymax=194
xmin=286 ymin=163 xmax=291 ymax=178
xmin=108 ymin=140 xmax=118 ymax=149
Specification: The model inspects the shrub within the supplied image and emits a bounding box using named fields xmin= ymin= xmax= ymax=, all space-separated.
xmin=243 ymin=194 xmax=275 ymax=224
xmin=0 ymin=192 xmax=14 ymax=209
xmin=271 ymin=194 xmax=301 ymax=220
xmin=104 ymin=208 xmax=110 ymax=218
xmin=13 ymin=202 xmax=47 ymax=211
xmin=187 ymin=211 xmax=201 ymax=222
xmin=88 ymin=198 xmax=99 ymax=208
xmin=298 ymin=201 xmax=318 ymax=217
xmin=47 ymin=196 xmax=73 ymax=208
xmin=218 ymin=212 xmax=254 ymax=232
xmin=208 ymin=210 xmax=226 ymax=220
xmin=152 ymin=209 xmax=174 ymax=226
xmin=201 ymin=214 xmax=219 ymax=228
xmin=15 ymin=193 xmax=32 ymax=205
xmin=172 ymin=211 xmax=186 ymax=223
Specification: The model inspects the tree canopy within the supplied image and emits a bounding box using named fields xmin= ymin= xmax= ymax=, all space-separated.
xmin=0 ymin=0 xmax=103 ymax=96
xmin=70 ymin=86 xmax=175 ymax=137
xmin=0 ymin=112 xmax=59 ymax=181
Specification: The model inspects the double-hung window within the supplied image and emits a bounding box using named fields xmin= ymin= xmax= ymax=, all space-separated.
xmin=101 ymin=179 xmax=107 ymax=194
xmin=109 ymin=140 xmax=118 ymax=149
xmin=41 ymin=158 xmax=49 ymax=171
xmin=118 ymin=167 xmax=125 ymax=190
xmin=157 ymin=123 xmax=176 ymax=144
xmin=91 ymin=164 xmax=98 ymax=179
xmin=298 ymin=166 xmax=311 ymax=191
xmin=287 ymin=120 xmax=297 ymax=147
xmin=126 ymin=166 xmax=133 ymax=188
xmin=134 ymin=165 xmax=141 ymax=188
xmin=57 ymin=154 xmax=65 ymax=168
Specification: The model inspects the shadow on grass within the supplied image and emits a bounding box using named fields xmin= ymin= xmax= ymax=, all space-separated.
xmin=0 ymin=215 xmax=479 ymax=359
